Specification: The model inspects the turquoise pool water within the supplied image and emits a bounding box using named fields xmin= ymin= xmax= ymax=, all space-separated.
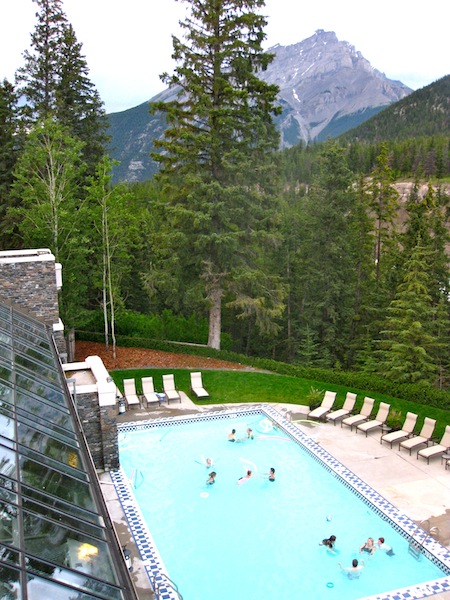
xmin=118 ymin=413 xmax=447 ymax=600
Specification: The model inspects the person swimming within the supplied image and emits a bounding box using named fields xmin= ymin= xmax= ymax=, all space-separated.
xmin=206 ymin=471 xmax=216 ymax=485
xmin=320 ymin=535 xmax=336 ymax=550
xmin=377 ymin=537 xmax=395 ymax=556
xmin=339 ymin=558 xmax=364 ymax=579
xmin=359 ymin=537 xmax=376 ymax=555
xmin=268 ymin=467 xmax=276 ymax=481
xmin=238 ymin=469 xmax=252 ymax=483
xmin=228 ymin=429 xmax=236 ymax=442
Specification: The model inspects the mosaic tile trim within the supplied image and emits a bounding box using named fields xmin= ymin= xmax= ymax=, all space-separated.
xmin=109 ymin=468 xmax=180 ymax=600
xmin=116 ymin=405 xmax=450 ymax=600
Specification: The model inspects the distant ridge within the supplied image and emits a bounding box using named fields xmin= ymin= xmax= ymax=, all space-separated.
xmin=340 ymin=74 xmax=450 ymax=142
xmin=107 ymin=30 xmax=412 ymax=183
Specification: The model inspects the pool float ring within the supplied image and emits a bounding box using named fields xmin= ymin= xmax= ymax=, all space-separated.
xmin=200 ymin=492 xmax=209 ymax=498
xmin=258 ymin=418 xmax=273 ymax=433
xmin=326 ymin=582 xmax=334 ymax=588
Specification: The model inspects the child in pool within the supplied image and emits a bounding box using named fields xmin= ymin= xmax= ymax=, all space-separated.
xmin=206 ymin=471 xmax=216 ymax=485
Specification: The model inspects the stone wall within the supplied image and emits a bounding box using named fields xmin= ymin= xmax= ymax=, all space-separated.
xmin=76 ymin=391 xmax=119 ymax=471
xmin=0 ymin=255 xmax=59 ymax=324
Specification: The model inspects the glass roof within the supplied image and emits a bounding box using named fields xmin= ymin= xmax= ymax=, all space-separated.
xmin=0 ymin=300 xmax=137 ymax=600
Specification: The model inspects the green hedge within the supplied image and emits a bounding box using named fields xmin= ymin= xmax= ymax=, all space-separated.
xmin=75 ymin=331 xmax=450 ymax=410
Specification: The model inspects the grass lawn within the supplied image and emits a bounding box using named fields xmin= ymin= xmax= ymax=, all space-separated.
xmin=112 ymin=367 xmax=450 ymax=438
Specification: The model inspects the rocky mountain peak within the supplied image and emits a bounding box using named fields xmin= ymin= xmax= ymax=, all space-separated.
xmin=108 ymin=30 xmax=412 ymax=183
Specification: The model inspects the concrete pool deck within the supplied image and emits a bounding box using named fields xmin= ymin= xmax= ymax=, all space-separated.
xmin=104 ymin=394 xmax=450 ymax=600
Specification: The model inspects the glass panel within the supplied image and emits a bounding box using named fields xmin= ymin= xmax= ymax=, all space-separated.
xmin=17 ymin=410 xmax=77 ymax=449
xmin=26 ymin=556 xmax=124 ymax=600
xmin=0 ymin=500 xmax=19 ymax=547
xmin=19 ymin=446 xmax=87 ymax=482
xmin=23 ymin=513 xmax=118 ymax=585
xmin=15 ymin=354 xmax=59 ymax=384
xmin=0 ymin=405 xmax=15 ymax=444
xmin=0 ymin=380 xmax=13 ymax=405
xmin=17 ymin=422 xmax=81 ymax=468
xmin=14 ymin=339 xmax=54 ymax=366
xmin=0 ymin=476 xmax=17 ymax=504
xmin=0 ymin=563 xmax=21 ymax=599
xmin=26 ymin=573 xmax=121 ymax=600
xmin=19 ymin=457 xmax=95 ymax=512
xmin=0 ymin=445 xmax=16 ymax=480
xmin=0 ymin=362 xmax=12 ymax=382
xmin=0 ymin=544 xmax=20 ymax=566
xmin=0 ymin=343 xmax=12 ymax=363
xmin=23 ymin=497 xmax=105 ymax=539
xmin=15 ymin=373 xmax=66 ymax=407
xmin=22 ymin=485 xmax=103 ymax=528
xmin=16 ymin=392 xmax=76 ymax=438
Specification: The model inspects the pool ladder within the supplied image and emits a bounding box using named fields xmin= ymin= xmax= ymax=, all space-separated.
xmin=151 ymin=573 xmax=183 ymax=599
xmin=408 ymin=519 xmax=440 ymax=560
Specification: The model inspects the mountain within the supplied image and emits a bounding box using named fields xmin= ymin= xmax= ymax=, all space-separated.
xmin=339 ymin=74 xmax=450 ymax=142
xmin=107 ymin=29 xmax=412 ymax=183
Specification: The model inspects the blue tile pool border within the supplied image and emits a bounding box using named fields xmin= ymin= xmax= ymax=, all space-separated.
xmin=112 ymin=404 xmax=450 ymax=600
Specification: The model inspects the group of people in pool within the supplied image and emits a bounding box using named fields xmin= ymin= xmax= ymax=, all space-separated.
xmin=320 ymin=535 xmax=395 ymax=579
xmin=228 ymin=427 xmax=254 ymax=442
xmin=203 ymin=426 xmax=276 ymax=486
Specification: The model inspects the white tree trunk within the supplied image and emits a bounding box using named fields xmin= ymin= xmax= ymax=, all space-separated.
xmin=207 ymin=283 xmax=222 ymax=350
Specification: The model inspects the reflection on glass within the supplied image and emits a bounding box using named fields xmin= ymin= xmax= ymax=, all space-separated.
xmin=27 ymin=572 xmax=124 ymax=600
xmin=19 ymin=446 xmax=87 ymax=483
xmin=25 ymin=555 xmax=124 ymax=600
xmin=0 ymin=445 xmax=16 ymax=480
xmin=0 ymin=563 xmax=20 ymax=599
xmin=21 ymin=484 xmax=102 ymax=528
xmin=17 ymin=422 xmax=81 ymax=469
xmin=23 ymin=512 xmax=118 ymax=585
xmin=20 ymin=456 xmax=95 ymax=511
xmin=0 ymin=381 xmax=13 ymax=405
xmin=0 ymin=500 xmax=19 ymax=548
xmin=16 ymin=373 xmax=66 ymax=407
xmin=16 ymin=394 xmax=76 ymax=440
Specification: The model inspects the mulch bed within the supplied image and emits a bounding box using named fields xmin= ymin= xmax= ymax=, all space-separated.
xmin=74 ymin=340 xmax=253 ymax=371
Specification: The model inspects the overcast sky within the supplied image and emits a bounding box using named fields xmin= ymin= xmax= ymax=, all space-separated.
xmin=1 ymin=0 xmax=448 ymax=114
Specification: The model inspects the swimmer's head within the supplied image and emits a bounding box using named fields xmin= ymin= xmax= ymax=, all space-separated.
xmin=270 ymin=468 xmax=275 ymax=474
xmin=210 ymin=471 xmax=216 ymax=477
xmin=206 ymin=458 xmax=212 ymax=465
xmin=330 ymin=535 xmax=336 ymax=542
xmin=352 ymin=559 xmax=358 ymax=567
xmin=378 ymin=537 xmax=385 ymax=544
xmin=232 ymin=429 xmax=236 ymax=434
xmin=247 ymin=470 xmax=252 ymax=476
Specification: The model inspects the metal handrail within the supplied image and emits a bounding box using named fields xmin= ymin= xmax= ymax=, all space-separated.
xmin=152 ymin=573 xmax=183 ymax=600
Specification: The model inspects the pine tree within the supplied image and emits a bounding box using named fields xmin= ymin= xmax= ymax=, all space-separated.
xmin=151 ymin=0 xmax=282 ymax=349
xmin=15 ymin=0 xmax=107 ymax=171
xmin=0 ymin=79 xmax=22 ymax=249
xmin=15 ymin=0 xmax=68 ymax=122
xmin=56 ymin=24 xmax=108 ymax=173
xmin=375 ymin=242 xmax=438 ymax=385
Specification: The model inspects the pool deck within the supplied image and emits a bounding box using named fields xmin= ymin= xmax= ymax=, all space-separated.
xmin=103 ymin=393 xmax=450 ymax=600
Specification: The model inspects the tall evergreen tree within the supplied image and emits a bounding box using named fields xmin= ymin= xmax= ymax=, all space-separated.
xmin=56 ymin=24 xmax=108 ymax=172
xmin=15 ymin=0 xmax=68 ymax=122
xmin=0 ymin=79 xmax=21 ymax=249
xmin=151 ymin=0 xmax=283 ymax=349
xmin=15 ymin=0 xmax=107 ymax=171
xmin=373 ymin=242 xmax=438 ymax=385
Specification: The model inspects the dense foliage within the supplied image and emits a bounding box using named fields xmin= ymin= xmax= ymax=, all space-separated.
xmin=1 ymin=0 xmax=449 ymax=391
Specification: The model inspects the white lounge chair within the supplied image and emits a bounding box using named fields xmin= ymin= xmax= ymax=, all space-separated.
xmin=308 ymin=391 xmax=336 ymax=421
xmin=327 ymin=392 xmax=357 ymax=426
xmin=123 ymin=378 xmax=140 ymax=409
xmin=141 ymin=376 xmax=161 ymax=408
xmin=356 ymin=402 xmax=390 ymax=436
xmin=190 ymin=372 xmax=209 ymax=399
xmin=381 ymin=412 xmax=418 ymax=448
xmin=162 ymin=374 xmax=181 ymax=404
xmin=399 ymin=417 xmax=436 ymax=455
xmin=341 ymin=397 xmax=374 ymax=430
xmin=417 ymin=425 xmax=450 ymax=464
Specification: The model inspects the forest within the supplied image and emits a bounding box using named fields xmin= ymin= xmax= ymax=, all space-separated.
xmin=1 ymin=0 xmax=449 ymax=391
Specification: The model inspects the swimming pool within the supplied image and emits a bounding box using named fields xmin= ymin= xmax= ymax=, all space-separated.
xmin=112 ymin=406 xmax=450 ymax=599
